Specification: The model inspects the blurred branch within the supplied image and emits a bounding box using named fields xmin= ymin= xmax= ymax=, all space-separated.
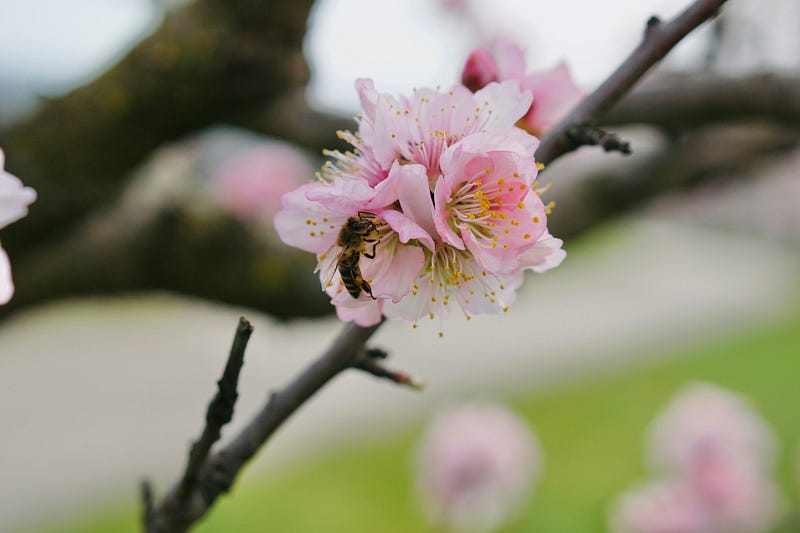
xmin=536 ymin=0 xmax=728 ymax=164
xmin=0 ymin=0 xmax=315 ymax=253
xmin=602 ymin=73 xmax=800 ymax=132
xmin=548 ymin=124 xmax=799 ymax=241
xmin=565 ymin=124 xmax=632 ymax=155
xmin=141 ymin=2 xmax=730 ymax=530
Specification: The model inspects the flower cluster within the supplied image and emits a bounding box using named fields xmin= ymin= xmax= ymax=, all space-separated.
xmin=274 ymin=78 xmax=565 ymax=329
xmin=0 ymin=149 xmax=36 ymax=305
xmin=415 ymin=402 xmax=542 ymax=532
xmin=461 ymin=39 xmax=584 ymax=137
xmin=610 ymin=383 xmax=781 ymax=533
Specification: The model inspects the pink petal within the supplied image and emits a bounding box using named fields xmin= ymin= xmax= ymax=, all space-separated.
xmin=382 ymin=209 xmax=435 ymax=251
xmin=518 ymin=233 xmax=566 ymax=273
xmin=333 ymin=297 xmax=384 ymax=326
xmin=366 ymin=241 xmax=425 ymax=301
xmin=304 ymin=178 xmax=375 ymax=214
xmin=433 ymin=178 xmax=465 ymax=250
xmin=492 ymin=39 xmax=526 ymax=80
xmin=273 ymin=184 xmax=342 ymax=254
xmin=473 ymin=80 xmax=533 ymax=133
xmin=0 ymin=245 xmax=13 ymax=305
xmin=0 ymin=170 xmax=37 ymax=229
xmin=522 ymin=61 xmax=584 ymax=134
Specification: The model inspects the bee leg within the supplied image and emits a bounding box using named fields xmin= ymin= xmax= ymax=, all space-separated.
xmin=363 ymin=240 xmax=378 ymax=259
xmin=362 ymin=280 xmax=376 ymax=300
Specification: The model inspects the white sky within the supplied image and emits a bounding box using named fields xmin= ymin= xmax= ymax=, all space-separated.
xmin=0 ymin=0 xmax=796 ymax=115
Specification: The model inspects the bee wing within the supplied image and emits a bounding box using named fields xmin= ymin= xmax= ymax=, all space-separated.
xmin=314 ymin=242 xmax=344 ymax=292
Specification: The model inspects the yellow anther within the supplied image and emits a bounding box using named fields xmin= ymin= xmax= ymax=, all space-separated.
xmin=517 ymin=202 xmax=525 ymax=209
xmin=524 ymin=233 xmax=531 ymax=239
xmin=533 ymin=216 xmax=540 ymax=223
xmin=485 ymin=167 xmax=492 ymax=174
xmin=536 ymin=162 xmax=545 ymax=170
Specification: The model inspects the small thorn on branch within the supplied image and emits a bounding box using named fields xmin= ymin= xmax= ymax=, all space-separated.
xmin=565 ymin=124 xmax=632 ymax=155
xmin=353 ymin=348 xmax=426 ymax=390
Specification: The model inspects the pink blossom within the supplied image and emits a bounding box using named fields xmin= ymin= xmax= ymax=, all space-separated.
xmin=210 ymin=143 xmax=313 ymax=222
xmin=274 ymin=79 xmax=565 ymax=329
xmin=0 ymin=148 xmax=36 ymax=305
xmin=461 ymin=39 xmax=584 ymax=136
xmin=415 ymin=402 xmax=542 ymax=532
xmin=611 ymin=383 xmax=781 ymax=533
xmin=610 ymin=479 xmax=712 ymax=533
xmin=647 ymin=383 xmax=777 ymax=477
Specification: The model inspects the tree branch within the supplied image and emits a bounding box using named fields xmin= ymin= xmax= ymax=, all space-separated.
xmin=535 ymin=0 xmax=728 ymax=164
xmin=144 ymin=1 xmax=730 ymax=529
xmin=602 ymin=73 xmax=800 ymax=132
xmin=148 ymin=320 xmax=382 ymax=531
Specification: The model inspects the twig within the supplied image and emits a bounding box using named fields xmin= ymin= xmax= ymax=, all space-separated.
xmin=176 ymin=317 xmax=253 ymax=502
xmin=535 ymin=0 xmax=728 ymax=165
xmin=144 ymin=1 xmax=728 ymax=529
xmin=352 ymin=348 xmax=426 ymax=390
xmin=148 ymin=321 xmax=382 ymax=531
xmin=565 ymin=124 xmax=632 ymax=155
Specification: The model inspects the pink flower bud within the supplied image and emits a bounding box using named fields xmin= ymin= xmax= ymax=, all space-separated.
xmin=461 ymin=48 xmax=498 ymax=92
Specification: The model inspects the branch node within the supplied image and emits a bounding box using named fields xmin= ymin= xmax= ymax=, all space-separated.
xmin=645 ymin=15 xmax=662 ymax=37
xmin=565 ymin=124 xmax=633 ymax=155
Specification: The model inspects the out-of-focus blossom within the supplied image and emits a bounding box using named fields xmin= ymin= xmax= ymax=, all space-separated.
xmin=415 ymin=402 xmax=542 ymax=532
xmin=611 ymin=479 xmax=711 ymax=533
xmin=210 ymin=143 xmax=313 ymax=223
xmin=0 ymin=149 xmax=36 ymax=305
xmin=611 ymin=383 xmax=781 ymax=533
xmin=274 ymin=79 xmax=565 ymax=330
xmin=647 ymin=383 xmax=777 ymax=476
xmin=461 ymin=39 xmax=584 ymax=136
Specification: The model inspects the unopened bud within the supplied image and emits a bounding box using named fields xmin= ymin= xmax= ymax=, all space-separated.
xmin=461 ymin=48 xmax=498 ymax=92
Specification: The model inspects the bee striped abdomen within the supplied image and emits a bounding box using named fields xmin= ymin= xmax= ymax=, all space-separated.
xmin=338 ymin=251 xmax=373 ymax=299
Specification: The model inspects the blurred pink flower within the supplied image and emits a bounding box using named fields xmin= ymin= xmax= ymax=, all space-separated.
xmin=647 ymin=383 xmax=777 ymax=477
xmin=611 ymin=479 xmax=711 ymax=533
xmin=415 ymin=402 xmax=542 ymax=532
xmin=274 ymin=79 xmax=565 ymax=329
xmin=0 ymin=148 xmax=36 ymax=305
xmin=211 ymin=143 xmax=313 ymax=222
xmin=611 ymin=383 xmax=781 ymax=533
xmin=461 ymin=39 xmax=584 ymax=136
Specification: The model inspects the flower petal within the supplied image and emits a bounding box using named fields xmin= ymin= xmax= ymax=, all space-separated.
xmin=518 ymin=233 xmax=566 ymax=273
xmin=273 ymin=184 xmax=343 ymax=254
xmin=0 ymin=245 xmax=13 ymax=305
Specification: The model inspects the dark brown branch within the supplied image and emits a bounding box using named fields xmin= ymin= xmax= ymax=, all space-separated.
xmin=148 ymin=321 xmax=382 ymax=532
xmin=352 ymin=348 xmax=426 ymax=390
xmin=176 ymin=317 xmax=253 ymax=503
xmin=602 ymin=73 xmax=800 ymax=132
xmin=536 ymin=0 xmax=728 ymax=165
xmin=144 ymin=2 xmax=727 ymax=529
xmin=0 ymin=0 xmax=315 ymax=255
xmin=565 ymin=124 xmax=632 ymax=155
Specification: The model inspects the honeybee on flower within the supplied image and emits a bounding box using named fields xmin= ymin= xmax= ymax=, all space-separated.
xmin=275 ymin=76 xmax=565 ymax=330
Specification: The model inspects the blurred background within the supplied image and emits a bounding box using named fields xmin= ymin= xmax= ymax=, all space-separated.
xmin=0 ymin=0 xmax=798 ymax=531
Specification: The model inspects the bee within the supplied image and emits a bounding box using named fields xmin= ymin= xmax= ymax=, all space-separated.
xmin=317 ymin=211 xmax=381 ymax=299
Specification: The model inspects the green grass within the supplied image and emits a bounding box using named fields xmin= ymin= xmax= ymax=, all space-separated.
xmin=47 ymin=309 xmax=800 ymax=533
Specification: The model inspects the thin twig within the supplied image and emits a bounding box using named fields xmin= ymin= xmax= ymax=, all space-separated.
xmin=535 ymin=0 xmax=728 ymax=165
xmin=352 ymin=349 xmax=426 ymax=390
xmin=149 ymin=321 xmax=382 ymax=531
xmin=176 ymin=317 xmax=253 ymax=502
xmin=145 ymin=1 xmax=728 ymax=529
